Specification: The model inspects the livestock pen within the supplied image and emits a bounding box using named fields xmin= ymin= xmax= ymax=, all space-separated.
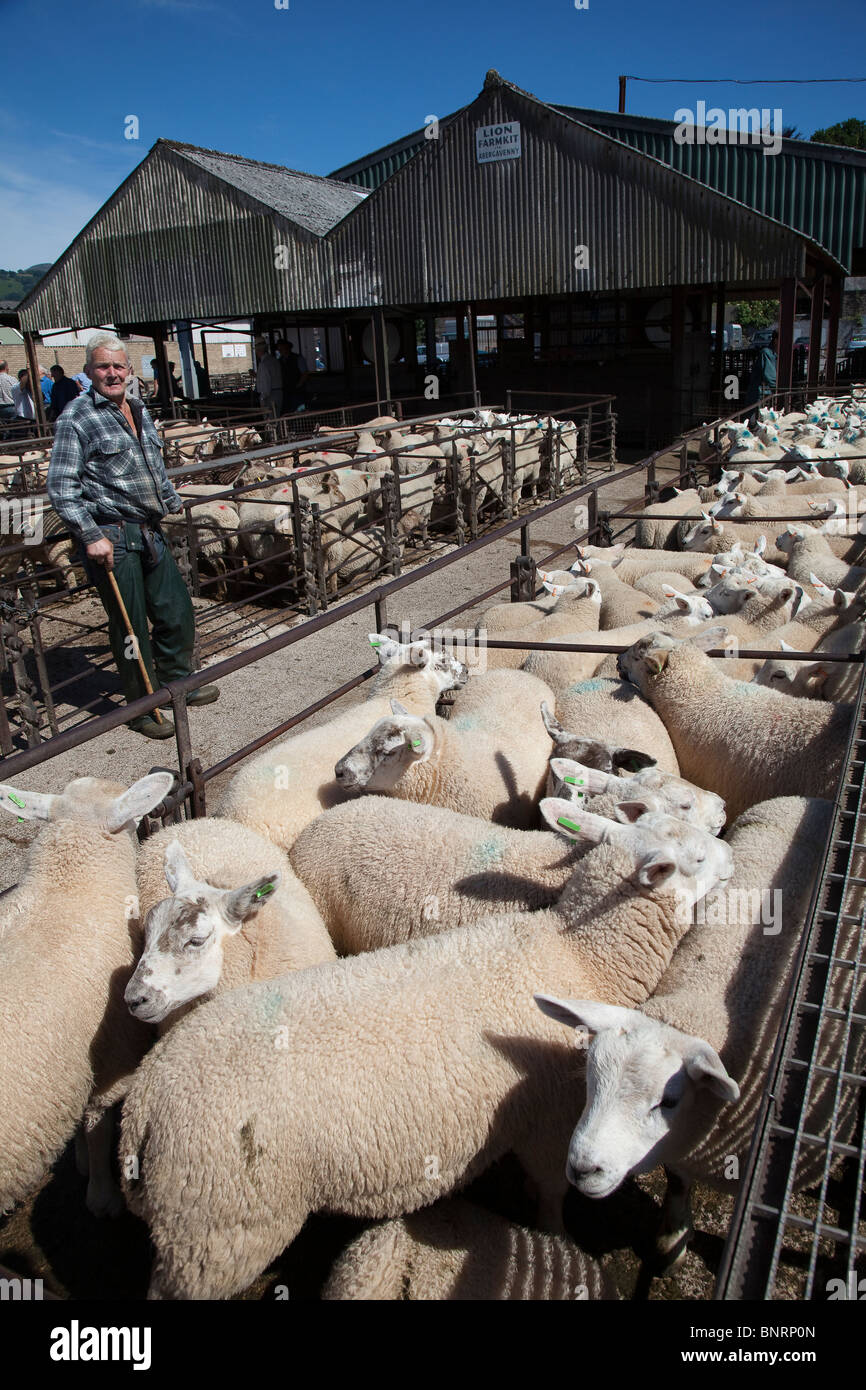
xmin=0 ymin=385 xmax=864 ymax=1302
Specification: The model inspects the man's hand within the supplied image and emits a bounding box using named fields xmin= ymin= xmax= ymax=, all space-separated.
xmin=86 ymin=536 xmax=114 ymax=570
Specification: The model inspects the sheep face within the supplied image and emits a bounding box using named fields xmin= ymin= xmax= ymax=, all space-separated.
xmin=369 ymin=633 xmax=469 ymax=694
xmin=548 ymin=757 xmax=726 ymax=835
xmin=125 ymin=841 xmax=281 ymax=1024
xmin=334 ymin=701 xmax=435 ymax=792
xmin=617 ymin=629 xmax=728 ymax=695
xmin=0 ymin=772 xmax=174 ymax=836
xmin=533 ymin=999 xmax=738 ymax=1199
xmin=539 ymin=801 xmax=733 ymax=911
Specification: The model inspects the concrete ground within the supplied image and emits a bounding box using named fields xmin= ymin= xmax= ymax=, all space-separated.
xmin=1 ymin=445 xmax=847 ymax=1302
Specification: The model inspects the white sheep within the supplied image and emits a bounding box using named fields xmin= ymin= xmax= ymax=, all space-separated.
xmin=120 ymin=801 xmax=733 ymax=1299
xmin=289 ymin=796 xmax=588 ymax=952
xmin=333 ymin=669 xmax=556 ymax=829
xmin=216 ymin=634 xmax=468 ymax=850
xmin=618 ymin=631 xmax=853 ymax=822
xmin=776 ymin=525 xmax=866 ymax=592
xmin=322 ymin=1198 xmax=615 ymax=1300
xmin=536 ymin=795 xmax=852 ymax=1269
xmin=0 ymin=772 xmax=174 ymax=1217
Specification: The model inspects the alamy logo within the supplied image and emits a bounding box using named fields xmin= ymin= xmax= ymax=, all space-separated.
xmin=49 ymin=1321 xmax=152 ymax=1371
xmin=674 ymin=102 xmax=783 ymax=157
xmin=0 ymin=497 xmax=43 ymax=545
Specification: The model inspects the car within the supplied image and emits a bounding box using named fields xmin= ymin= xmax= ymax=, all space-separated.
xmin=750 ymin=327 xmax=777 ymax=349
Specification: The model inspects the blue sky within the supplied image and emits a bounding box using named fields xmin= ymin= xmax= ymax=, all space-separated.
xmin=2 ymin=0 xmax=865 ymax=268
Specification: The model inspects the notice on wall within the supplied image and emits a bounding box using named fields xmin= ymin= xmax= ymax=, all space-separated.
xmin=475 ymin=122 xmax=521 ymax=164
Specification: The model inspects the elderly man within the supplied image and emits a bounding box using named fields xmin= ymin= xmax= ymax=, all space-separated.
xmin=47 ymin=332 xmax=219 ymax=739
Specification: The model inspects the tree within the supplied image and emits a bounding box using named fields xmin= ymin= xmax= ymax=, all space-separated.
xmin=811 ymin=118 xmax=866 ymax=149
xmin=731 ymin=300 xmax=779 ymax=331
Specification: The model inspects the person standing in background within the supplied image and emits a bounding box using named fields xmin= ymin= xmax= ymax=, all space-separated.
xmin=49 ymin=364 xmax=80 ymax=419
xmin=255 ymin=339 xmax=283 ymax=417
xmin=0 ymin=360 xmax=17 ymax=424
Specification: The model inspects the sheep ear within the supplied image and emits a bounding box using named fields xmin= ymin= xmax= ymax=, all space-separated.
xmin=534 ymin=994 xmax=636 ymax=1035
xmin=0 ymin=784 xmax=55 ymax=821
xmin=163 ymin=839 xmax=198 ymax=895
xmin=221 ymin=871 xmax=283 ymax=927
xmin=105 ymin=772 xmax=176 ymax=833
xmin=390 ymin=699 xmax=411 ymax=717
xmin=540 ymin=702 xmax=565 ymax=741
xmin=636 ymin=850 xmax=677 ymax=890
xmin=549 ymin=759 xmax=611 ymax=794
xmin=612 ymin=748 xmax=656 ymax=773
xmin=613 ymin=800 xmax=654 ymax=824
xmin=539 ymin=799 xmax=613 ymax=845
xmin=689 ymin=624 xmax=728 ymax=650
xmin=684 ymin=1044 xmax=740 ymax=1102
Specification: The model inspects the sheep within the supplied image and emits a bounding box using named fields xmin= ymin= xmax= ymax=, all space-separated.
xmin=322 ymin=1198 xmax=615 ymax=1301
xmin=753 ymin=623 xmax=865 ymax=703
xmin=631 ymin=570 xmax=697 ymax=603
xmin=333 ymin=669 xmax=556 ymax=829
xmin=618 ymin=631 xmax=853 ymax=822
xmin=289 ymin=796 xmax=589 ymax=952
xmin=0 ymin=772 xmax=174 ymax=1217
xmin=776 ymin=525 xmax=866 ymax=592
xmin=575 ymin=544 xmax=714 ymax=585
xmin=547 ymin=755 xmax=725 ymax=835
xmin=216 ymin=634 xmax=468 ymax=851
xmin=540 ymin=684 xmax=679 ymax=777
xmin=119 ymin=802 xmax=733 ymax=1299
xmin=633 ymin=490 xmax=704 ymax=549
xmin=535 ymin=794 xmax=859 ymax=1269
xmin=521 ymin=606 xmax=722 ymax=693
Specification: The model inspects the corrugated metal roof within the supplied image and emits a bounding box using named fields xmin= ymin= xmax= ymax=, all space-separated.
xmin=169 ymin=142 xmax=367 ymax=235
xmin=325 ymin=73 xmax=842 ymax=305
xmin=330 ymin=87 xmax=866 ymax=273
xmin=16 ymin=74 xmax=843 ymax=333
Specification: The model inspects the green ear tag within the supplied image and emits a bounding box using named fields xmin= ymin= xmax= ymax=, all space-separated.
xmin=557 ymin=817 xmax=581 ymax=833
xmin=255 ymin=882 xmax=275 ymax=900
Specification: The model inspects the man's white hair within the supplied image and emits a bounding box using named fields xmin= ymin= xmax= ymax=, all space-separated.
xmin=85 ymin=332 xmax=131 ymax=373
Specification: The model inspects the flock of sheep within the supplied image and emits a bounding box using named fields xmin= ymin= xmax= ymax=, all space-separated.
xmin=1 ymin=392 xmax=864 ymax=1301
xmin=0 ymin=410 xmax=579 ymax=607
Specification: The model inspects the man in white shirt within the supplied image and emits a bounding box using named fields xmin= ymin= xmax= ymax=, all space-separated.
xmin=254 ymin=339 xmax=283 ymax=417
xmin=0 ymin=360 xmax=17 ymax=423
xmin=12 ymin=369 xmax=36 ymax=419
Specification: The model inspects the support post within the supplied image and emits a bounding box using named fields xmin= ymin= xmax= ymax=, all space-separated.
xmin=23 ymin=332 xmax=47 ymax=431
xmin=825 ymin=276 xmax=842 ymax=391
xmin=807 ymin=274 xmax=825 ymax=395
xmin=777 ymin=276 xmax=796 ymax=398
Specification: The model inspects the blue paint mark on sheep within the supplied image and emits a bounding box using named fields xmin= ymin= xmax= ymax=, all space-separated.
xmin=565 ymin=678 xmax=611 ymax=696
xmin=452 ymin=713 xmax=483 ymax=732
xmin=468 ymin=835 xmax=507 ymax=870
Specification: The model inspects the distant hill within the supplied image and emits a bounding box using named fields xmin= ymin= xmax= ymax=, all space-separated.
xmin=0 ymin=264 xmax=53 ymax=304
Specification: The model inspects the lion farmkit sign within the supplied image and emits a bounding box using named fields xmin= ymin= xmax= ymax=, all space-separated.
xmin=475 ymin=122 xmax=522 ymax=164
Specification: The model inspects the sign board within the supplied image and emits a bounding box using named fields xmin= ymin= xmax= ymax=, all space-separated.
xmin=475 ymin=122 xmax=521 ymax=164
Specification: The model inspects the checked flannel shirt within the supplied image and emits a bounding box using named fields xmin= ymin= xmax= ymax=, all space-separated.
xmin=47 ymin=388 xmax=183 ymax=546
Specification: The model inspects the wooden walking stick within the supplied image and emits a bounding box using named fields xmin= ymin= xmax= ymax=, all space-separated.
xmin=106 ymin=569 xmax=166 ymax=725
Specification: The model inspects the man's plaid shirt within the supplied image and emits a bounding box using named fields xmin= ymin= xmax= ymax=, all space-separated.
xmin=47 ymin=388 xmax=183 ymax=545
